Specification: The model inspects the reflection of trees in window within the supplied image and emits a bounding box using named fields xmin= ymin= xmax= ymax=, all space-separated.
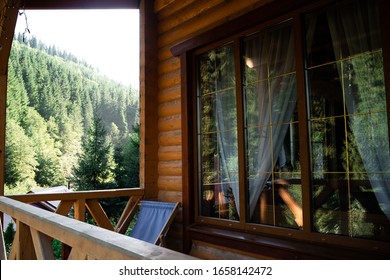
xmin=243 ymin=23 xmax=301 ymax=229
xmin=197 ymin=45 xmax=239 ymax=220
xmin=307 ymin=0 xmax=390 ymax=241
xmin=194 ymin=0 xmax=390 ymax=244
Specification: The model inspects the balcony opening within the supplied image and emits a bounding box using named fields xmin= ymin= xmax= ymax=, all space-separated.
xmin=5 ymin=9 xmax=140 ymax=212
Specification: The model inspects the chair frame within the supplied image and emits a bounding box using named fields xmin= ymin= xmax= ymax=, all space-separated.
xmin=115 ymin=196 xmax=179 ymax=246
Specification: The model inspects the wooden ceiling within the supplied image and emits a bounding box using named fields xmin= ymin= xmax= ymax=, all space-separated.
xmin=22 ymin=0 xmax=140 ymax=9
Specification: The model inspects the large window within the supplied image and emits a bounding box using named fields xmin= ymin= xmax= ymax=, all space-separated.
xmin=195 ymin=0 xmax=390 ymax=244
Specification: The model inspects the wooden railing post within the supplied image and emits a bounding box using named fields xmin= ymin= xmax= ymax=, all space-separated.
xmin=74 ymin=199 xmax=86 ymax=222
xmin=0 ymin=221 xmax=6 ymax=260
xmin=16 ymin=221 xmax=36 ymax=260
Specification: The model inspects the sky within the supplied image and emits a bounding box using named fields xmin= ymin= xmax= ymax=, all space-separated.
xmin=14 ymin=9 xmax=140 ymax=89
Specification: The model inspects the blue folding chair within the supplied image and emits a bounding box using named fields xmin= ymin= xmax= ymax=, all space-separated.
xmin=128 ymin=201 xmax=179 ymax=246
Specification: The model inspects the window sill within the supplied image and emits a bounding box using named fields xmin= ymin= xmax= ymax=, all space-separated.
xmin=188 ymin=224 xmax=390 ymax=259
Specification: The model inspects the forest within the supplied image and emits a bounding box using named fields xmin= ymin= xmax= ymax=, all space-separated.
xmin=5 ymin=33 xmax=140 ymax=195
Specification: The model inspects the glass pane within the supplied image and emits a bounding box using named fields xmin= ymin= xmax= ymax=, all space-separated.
xmin=218 ymin=131 xmax=239 ymax=174
xmin=243 ymin=22 xmax=300 ymax=229
xmin=200 ymin=180 xmax=239 ymax=220
xmin=246 ymin=126 xmax=272 ymax=175
xmin=270 ymin=75 xmax=297 ymax=124
xmin=197 ymin=44 xmax=239 ymax=221
xmin=200 ymin=94 xmax=217 ymax=133
xmin=200 ymin=132 xmax=217 ymax=174
xmin=313 ymin=173 xmax=390 ymax=242
xmin=243 ymin=23 xmax=295 ymax=82
xmin=198 ymin=54 xmax=216 ymax=95
xmin=348 ymin=113 xmax=390 ymax=173
xmin=218 ymin=89 xmax=238 ymax=131
xmin=310 ymin=117 xmax=346 ymax=173
xmin=248 ymin=123 xmax=302 ymax=229
xmin=273 ymin=123 xmax=301 ymax=175
xmin=198 ymin=45 xmax=235 ymax=96
xmin=343 ymin=52 xmax=386 ymax=115
xmin=308 ymin=63 xmax=343 ymax=119
xmin=305 ymin=11 xmax=337 ymax=67
xmin=326 ymin=0 xmax=381 ymax=58
xmin=245 ymin=80 xmax=269 ymax=127
xmin=313 ymin=176 xmax=348 ymax=236
xmin=305 ymin=0 xmax=381 ymax=68
xmin=306 ymin=0 xmax=390 ymax=241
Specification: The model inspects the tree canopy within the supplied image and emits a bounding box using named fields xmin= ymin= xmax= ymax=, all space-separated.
xmin=5 ymin=34 xmax=140 ymax=194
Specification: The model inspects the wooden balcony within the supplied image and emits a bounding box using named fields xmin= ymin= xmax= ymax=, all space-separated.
xmin=0 ymin=188 xmax=195 ymax=260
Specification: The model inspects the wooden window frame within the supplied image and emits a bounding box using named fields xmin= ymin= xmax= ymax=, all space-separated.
xmin=172 ymin=0 xmax=390 ymax=258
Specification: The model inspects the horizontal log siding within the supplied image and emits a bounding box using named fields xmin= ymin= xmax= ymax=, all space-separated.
xmin=157 ymin=0 xmax=273 ymax=48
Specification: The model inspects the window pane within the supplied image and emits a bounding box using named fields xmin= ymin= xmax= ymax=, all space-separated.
xmin=308 ymin=63 xmax=343 ymax=119
xmin=306 ymin=0 xmax=390 ymax=241
xmin=248 ymin=123 xmax=302 ymax=228
xmin=245 ymin=80 xmax=269 ymax=128
xmin=197 ymin=45 xmax=239 ymax=221
xmin=199 ymin=94 xmax=217 ymax=134
xmin=343 ymin=52 xmax=386 ymax=115
xmin=198 ymin=46 xmax=235 ymax=96
xmin=305 ymin=0 xmax=381 ymax=68
xmin=310 ymin=116 xmax=346 ymax=174
xmin=243 ymin=22 xmax=301 ymax=229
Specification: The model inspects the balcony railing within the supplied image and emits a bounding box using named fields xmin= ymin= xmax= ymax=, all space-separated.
xmin=0 ymin=188 xmax=196 ymax=260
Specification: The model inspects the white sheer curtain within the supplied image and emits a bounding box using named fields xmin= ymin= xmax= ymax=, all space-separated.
xmin=244 ymin=25 xmax=297 ymax=218
xmin=326 ymin=0 xmax=390 ymax=219
xmin=210 ymin=46 xmax=240 ymax=218
xmin=216 ymin=89 xmax=239 ymax=214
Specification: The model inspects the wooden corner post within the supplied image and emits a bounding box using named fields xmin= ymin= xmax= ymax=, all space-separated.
xmin=139 ymin=0 xmax=159 ymax=199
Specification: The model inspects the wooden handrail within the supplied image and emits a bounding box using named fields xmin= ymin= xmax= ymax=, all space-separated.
xmin=6 ymin=188 xmax=144 ymax=203
xmin=4 ymin=188 xmax=145 ymax=232
xmin=0 ymin=196 xmax=196 ymax=260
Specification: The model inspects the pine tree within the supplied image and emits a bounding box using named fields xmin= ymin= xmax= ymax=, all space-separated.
xmin=72 ymin=116 xmax=116 ymax=191
xmin=114 ymin=124 xmax=140 ymax=188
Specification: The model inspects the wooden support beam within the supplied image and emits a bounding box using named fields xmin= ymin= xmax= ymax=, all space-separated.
xmin=22 ymin=0 xmax=139 ymax=9
xmin=0 ymin=75 xmax=6 ymax=197
xmin=74 ymin=199 xmax=86 ymax=222
xmin=0 ymin=1 xmax=20 ymax=196
xmin=0 ymin=1 xmax=20 ymax=74
xmin=30 ymin=228 xmax=54 ymax=260
xmin=140 ymin=0 xmax=159 ymax=199
xmin=67 ymin=248 xmax=87 ymax=260
xmin=55 ymin=200 xmax=74 ymax=216
xmin=85 ymin=199 xmax=114 ymax=231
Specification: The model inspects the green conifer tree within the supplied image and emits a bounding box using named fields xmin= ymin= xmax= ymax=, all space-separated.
xmin=72 ymin=115 xmax=115 ymax=191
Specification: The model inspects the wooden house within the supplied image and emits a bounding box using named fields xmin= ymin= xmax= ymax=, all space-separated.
xmin=0 ymin=0 xmax=390 ymax=259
